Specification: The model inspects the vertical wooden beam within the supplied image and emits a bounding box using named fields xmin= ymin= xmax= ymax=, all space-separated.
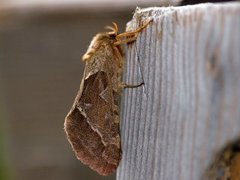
xmin=118 ymin=3 xmax=240 ymax=180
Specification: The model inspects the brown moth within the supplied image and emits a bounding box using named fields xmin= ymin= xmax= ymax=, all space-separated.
xmin=64 ymin=19 xmax=152 ymax=176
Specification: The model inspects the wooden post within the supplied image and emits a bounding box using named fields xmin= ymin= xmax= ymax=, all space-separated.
xmin=117 ymin=3 xmax=240 ymax=180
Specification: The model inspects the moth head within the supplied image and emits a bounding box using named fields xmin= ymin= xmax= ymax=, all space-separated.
xmin=82 ymin=23 xmax=119 ymax=62
xmin=82 ymin=32 xmax=116 ymax=61
xmin=105 ymin=22 xmax=118 ymax=37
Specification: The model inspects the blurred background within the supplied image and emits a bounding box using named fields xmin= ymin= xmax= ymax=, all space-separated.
xmin=0 ymin=0 xmax=181 ymax=180
xmin=2 ymin=0 xmax=237 ymax=179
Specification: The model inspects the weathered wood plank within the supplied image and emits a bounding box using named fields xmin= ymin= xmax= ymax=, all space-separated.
xmin=118 ymin=3 xmax=240 ymax=180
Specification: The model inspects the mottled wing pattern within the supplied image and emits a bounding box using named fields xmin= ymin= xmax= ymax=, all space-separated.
xmin=64 ymin=19 xmax=152 ymax=176
xmin=64 ymin=70 xmax=121 ymax=176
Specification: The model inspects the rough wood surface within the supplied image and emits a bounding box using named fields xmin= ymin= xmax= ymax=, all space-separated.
xmin=117 ymin=3 xmax=240 ymax=180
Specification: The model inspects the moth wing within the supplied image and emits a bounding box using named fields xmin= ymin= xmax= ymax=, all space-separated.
xmin=64 ymin=70 xmax=121 ymax=176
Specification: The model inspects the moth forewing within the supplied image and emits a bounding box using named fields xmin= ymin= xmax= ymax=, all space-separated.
xmin=64 ymin=19 xmax=152 ymax=176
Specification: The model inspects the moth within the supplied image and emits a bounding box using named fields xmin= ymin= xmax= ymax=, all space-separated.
xmin=64 ymin=19 xmax=152 ymax=176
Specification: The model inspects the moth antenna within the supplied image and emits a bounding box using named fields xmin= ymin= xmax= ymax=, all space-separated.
xmin=112 ymin=22 xmax=118 ymax=35
xmin=106 ymin=22 xmax=118 ymax=35
xmin=105 ymin=26 xmax=115 ymax=32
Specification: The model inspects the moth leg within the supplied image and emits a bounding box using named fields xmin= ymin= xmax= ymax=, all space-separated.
xmin=114 ymin=36 xmax=137 ymax=46
xmin=119 ymin=82 xmax=144 ymax=89
xmin=114 ymin=19 xmax=152 ymax=45
xmin=116 ymin=19 xmax=152 ymax=40
xmin=113 ymin=46 xmax=123 ymax=60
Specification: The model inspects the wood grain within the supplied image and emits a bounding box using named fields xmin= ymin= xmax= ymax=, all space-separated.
xmin=117 ymin=3 xmax=240 ymax=180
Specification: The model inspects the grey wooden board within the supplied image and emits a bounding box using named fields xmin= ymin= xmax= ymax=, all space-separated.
xmin=117 ymin=3 xmax=240 ymax=180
